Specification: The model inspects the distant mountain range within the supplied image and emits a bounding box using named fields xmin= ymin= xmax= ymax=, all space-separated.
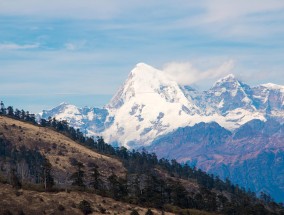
xmin=147 ymin=119 xmax=284 ymax=202
xmin=40 ymin=63 xmax=284 ymax=202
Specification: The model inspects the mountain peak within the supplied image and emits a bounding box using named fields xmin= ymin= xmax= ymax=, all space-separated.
xmin=59 ymin=102 xmax=69 ymax=106
xmin=223 ymin=73 xmax=236 ymax=79
xmin=130 ymin=62 xmax=160 ymax=77
xmin=135 ymin=62 xmax=152 ymax=68
xmin=261 ymin=83 xmax=284 ymax=91
xmin=108 ymin=62 xmax=191 ymax=110
xmin=215 ymin=73 xmax=237 ymax=84
xmin=212 ymin=73 xmax=242 ymax=89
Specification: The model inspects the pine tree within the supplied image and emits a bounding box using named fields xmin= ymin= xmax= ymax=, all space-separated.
xmin=10 ymin=169 xmax=22 ymax=189
xmin=70 ymin=162 xmax=85 ymax=187
xmin=14 ymin=109 xmax=21 ymax=119
xmin=89 ymin=164 xmax=101 ymax=190
xmin=20 ymin=110 xmax=26 ymax=120
xmin=0 ymin=101 xmax=6 ymax=115
xmin=108 ymin=173 xmax=127 ymax=200
xmin=41 ymin=159 xmax=54 ymax=191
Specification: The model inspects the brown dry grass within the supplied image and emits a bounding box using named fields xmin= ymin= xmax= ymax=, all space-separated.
xmin=0 ymin=183 xmax=174 ymax=215
xmin=155 ymin=168 xmax=199 ymax=193
xmin=0 ymin=116 xmax=126 ymax=181
xmin=0 ymin=116 xmax=220 ymax=215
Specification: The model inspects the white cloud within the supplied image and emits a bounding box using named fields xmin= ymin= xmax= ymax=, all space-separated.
xmin=156 ymin=0 xmax=284 ymax=38
xmin=64 ymin=41 xmax=87 ymax=51
xmin=65 ymin=43 xmax=76 ymax=51
xmin=201 ymin=0 xmax=284 ymax=24
xmin=0 ymin=43 xmax=39 ymax=50
xmin=0 ymin=0 xmax=140 ymax=19
xmin=204 ymin=0 xmax=284 ymax=38
xmin=0 ymin=0 xmax=283 ymax=39
xmin=163 ymin=60 xmax=235 ymax=86
xmin=1 ymin=0 xmax=282 ymax=21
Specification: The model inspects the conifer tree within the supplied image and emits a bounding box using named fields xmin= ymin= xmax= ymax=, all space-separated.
xmin=10 ymin=169 xmax=22 ymax=189
xmin=89 ymin=164 xmax=101 ymax=190
xmin=7 ymin=106 xmax=14 ymax=116
xmin=41 ymin=159 xmax=54 ymax=191
xmin=0 ymin=101 xmax=6 ymax=115
xmin=70 ymin=162 xmax=85 ymax=187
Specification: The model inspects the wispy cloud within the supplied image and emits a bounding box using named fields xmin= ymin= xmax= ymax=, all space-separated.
xmin=201 ymin=0 xmax=284 ymax=24
xmin=0 ymin=0 xmax=283 ymax=41
xmin=0 ymin=0 xmax=133 ymax=19
xmin=175 ymin=0 xmax=284 ymax=38
xmin=65 ymin=43 xmax=76 ymax=51
xmin=163 ymin=60 xmax=234 ymax=86
xmin=64 ymin=41 xmax=87 ymax=51
xmin=0 ymin=43 xmax=39 ymax=50
xmin=0 ymin=0 xmax=283 ymax=111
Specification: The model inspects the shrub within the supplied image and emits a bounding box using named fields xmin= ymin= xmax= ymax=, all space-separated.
xmin=145 ymin=209 xmax=154 ymax=215
xmin=98 ymin=205 xmax=106 ymax=214
xmin=18 ymin=210 xmax=25 ymax=215
xmin=2 ymin=210 xmax=13 ymax=215
xmin=69 ymin=157 xmax=78 ymax=166
xmin=57 ymin=150 xmax=64 ymax=156
xmin=130 ymin=209 xmax=140 ymax=215
xmin=58 ymin=204 xmax=65 ymax=211
xmin=78 ymin=200 xmax=93 ymax=215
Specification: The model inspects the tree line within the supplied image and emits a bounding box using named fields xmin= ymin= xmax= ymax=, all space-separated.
xmin=0 ymin=137 xmax=54 ymax=191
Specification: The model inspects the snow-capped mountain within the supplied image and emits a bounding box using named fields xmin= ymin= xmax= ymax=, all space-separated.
xmin=103 ymin=63 xmax=203 ymax=147
xmin=40 ymin=62 xmax=284 ymax=201
xmin=252 ymin=83 xmax=284 ymax=120
xmin=40 ymin=63 xmax=284 ymax=148
xmin=202 ymin=74 xmax=256 ymax=114
xmin=41 ymin=103 xmax=114 ymax=134
xmin=181 ymin=74 xmax=266 ymax=130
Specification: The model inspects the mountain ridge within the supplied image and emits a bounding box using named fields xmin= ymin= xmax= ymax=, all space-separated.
xmin=39 ymin=62 xmax=284 ymax=202
xmin=147 ymin=119 xmax=284 ymax=202
xmin=40 ymin=62 xmax=283 ymax=148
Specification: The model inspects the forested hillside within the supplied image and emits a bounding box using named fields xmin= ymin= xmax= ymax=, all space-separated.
xmin=0 ymin=102 xmax=283 ymax=215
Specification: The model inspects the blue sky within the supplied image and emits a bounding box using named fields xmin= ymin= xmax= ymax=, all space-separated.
xmin=1 ymin=0 xmax=284 ymax=112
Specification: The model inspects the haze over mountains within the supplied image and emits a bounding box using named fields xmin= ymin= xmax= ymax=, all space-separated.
xmin=40 ymin=63 xmax=284 ymax=202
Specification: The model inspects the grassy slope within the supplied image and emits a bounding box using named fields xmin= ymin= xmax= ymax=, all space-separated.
xmin=0 ymin=183 xmax=173 ymax=215
xmin=0 ymin=183 xmax=218 ymax=215
xmin=0 ymin=116 xmax=219 ymax=215
xmin=0 ymin=116 xmax=125 ymax=182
